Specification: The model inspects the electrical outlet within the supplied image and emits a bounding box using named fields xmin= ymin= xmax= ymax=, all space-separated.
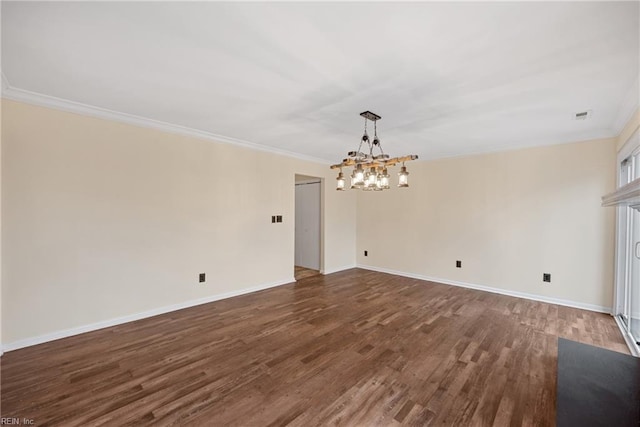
xmin=364 ymin=250 xmax=368 ymax=256
xmin=543 ymin=273 xmax=551 ymax=283
xmin=456 ymin=260 xmax=462 ymax=268
xmin=199 ymin=273 xmax=206 ymax=283
xmin=271 ymin=216 xmax=276 ymax=223
xmin=276 ymin=215 xmax=282 ymax=223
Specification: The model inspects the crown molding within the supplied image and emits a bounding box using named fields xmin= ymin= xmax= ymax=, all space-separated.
xmin=1 ymin=84 xmax=331 ymax=165
xmin=612 ymin=76 xmax=639 ymax=136
xmin=4 ymin=78 xmax=630 ymax=164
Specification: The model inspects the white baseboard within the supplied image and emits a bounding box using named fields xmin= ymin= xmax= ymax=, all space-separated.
xmin=323 ymin=264 xmax=356 ymax=275
xmin=2 ymin=277 xmax=295 ymax=353
xmin=357 ymin=264 xmax=611 ymax=314
xmin=2 ymin=267 xmax=612 ymax=353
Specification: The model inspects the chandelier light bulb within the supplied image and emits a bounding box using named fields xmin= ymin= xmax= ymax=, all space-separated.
xmin=398 ymin=165 xmax=409 ymax=187
xmin=336 ymin=171 xmax=345 ymax=191
xmin=351 ymin=164 xmax=365 ymax=188
xmin=380 ymin=168 xmax=390 ymax=189
xmin=374 ymin=171 xmax=383 ymax=191
xmin=366 ymin=167 xmax=377 ymax=188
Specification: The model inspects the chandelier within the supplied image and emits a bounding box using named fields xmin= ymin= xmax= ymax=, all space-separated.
xmin=331 ymin=111 xmax=418 ymax=191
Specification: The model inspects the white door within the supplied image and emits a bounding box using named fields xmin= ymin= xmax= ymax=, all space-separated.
xmin=295 ymin=182 xmax=321 ymax=270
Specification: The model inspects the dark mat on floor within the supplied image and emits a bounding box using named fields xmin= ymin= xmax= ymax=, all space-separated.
xmin=557 ymin=338 xmax=640 ymax=427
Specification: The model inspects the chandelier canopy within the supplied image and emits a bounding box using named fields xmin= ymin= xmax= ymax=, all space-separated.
xmin=331 ymin=111 xmax=418 ymax=191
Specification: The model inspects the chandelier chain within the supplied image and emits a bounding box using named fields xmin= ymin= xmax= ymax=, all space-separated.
xmin=356 ymin=118 xmax=366 ymax=156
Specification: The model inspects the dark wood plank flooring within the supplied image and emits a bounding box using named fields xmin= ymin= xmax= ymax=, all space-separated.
xmin=1 ymin=269 xmax=629 ymax=426
xmin=294 ymin=266 xmax=320 ymax=281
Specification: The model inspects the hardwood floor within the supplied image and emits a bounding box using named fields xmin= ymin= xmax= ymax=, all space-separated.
xmin=1 ymin=269 xmax=629 ymax=426
xmin=294 ymin=266 xmax=320 ymax=280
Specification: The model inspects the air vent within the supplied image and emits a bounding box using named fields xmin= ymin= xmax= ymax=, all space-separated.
xmin=574 ymin=110 xmax=592 ymax=120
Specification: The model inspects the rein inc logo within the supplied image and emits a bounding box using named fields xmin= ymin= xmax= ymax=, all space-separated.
xmin=0 ymin=419 xmax=34 ymax=425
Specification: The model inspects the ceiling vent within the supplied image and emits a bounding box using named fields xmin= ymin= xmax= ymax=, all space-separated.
xmin=574 ymin=110 xmax=592 ymax=120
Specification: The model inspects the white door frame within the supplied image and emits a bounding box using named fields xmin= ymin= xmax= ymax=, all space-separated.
xmin=294 ymin=176 xmax=324 ymax=273
xmin=613 ymin=129 xmax=640 ymax=356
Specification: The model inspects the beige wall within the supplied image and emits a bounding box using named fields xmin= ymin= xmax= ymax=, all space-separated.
xmin=0 ymin=94 xmax=3 ymax=353
xmin=357 ymin=138 xmax=617 ymax=310
xmin=0 ymin=97 xmax=625 ymax=347
xmin=1 ymin=100 xmax=356 ymax=346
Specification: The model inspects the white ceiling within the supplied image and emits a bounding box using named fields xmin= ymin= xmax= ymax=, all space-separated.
xmin=2 ymin=2 xmax=639 ymax=162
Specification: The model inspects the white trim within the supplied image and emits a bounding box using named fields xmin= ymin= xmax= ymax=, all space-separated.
xmin=2 ymin=277 xmax=294 ymax=353
xmin=357 ymin=264 xmax=611 ymax=314
xmin=618 ymin=128 xmax=640 ymax=166
xmin=612 ymin=77 xmax=640 ymax=136
xmin=602 ymin=178 xmax=640 ymax=208
xmin=613 ymin=315 xmax=640 ymax=357
xmin=613 ymin=131 xmax=639 ymax=318
xmin=323 ymin=264 xmax=356 ymax=275
xmin=1 ymin=83 xmax=625 ymax=165
xmin=1 ymin=83 xmax=622 ymax=167
xmin=1 ymin=71 xmax=10 ymax=91
xmin=0 ymin=85 xmax=330 ymax=165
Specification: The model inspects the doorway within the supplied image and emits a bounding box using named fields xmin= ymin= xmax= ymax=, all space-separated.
xmin=614 ymin=134 xmax=640 ymax=355
xmin=294 ymin=175 xmax=322 ymax=280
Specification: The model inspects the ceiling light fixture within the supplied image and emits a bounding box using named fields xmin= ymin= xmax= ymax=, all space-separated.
xmin=331 ymin=111 xmax=418 ymax=191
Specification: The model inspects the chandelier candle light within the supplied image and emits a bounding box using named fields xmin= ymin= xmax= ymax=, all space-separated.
xmin=331 ymin=111 xmax=418 ymax=191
